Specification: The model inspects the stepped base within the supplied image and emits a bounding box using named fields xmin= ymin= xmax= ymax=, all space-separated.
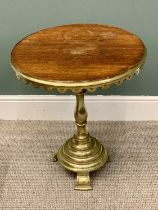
xmin=57 ymin=134 xmax=108 ymax=190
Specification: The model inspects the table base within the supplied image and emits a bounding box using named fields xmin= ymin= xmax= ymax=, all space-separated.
xmin=56 ymin=135 xmax=108 ymax=190
xmin=53 ymin=91 xmax=108 ymax=190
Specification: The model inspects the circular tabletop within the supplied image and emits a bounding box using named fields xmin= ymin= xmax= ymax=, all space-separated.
xmin=11 ymin=24 xmax=146 ymax=93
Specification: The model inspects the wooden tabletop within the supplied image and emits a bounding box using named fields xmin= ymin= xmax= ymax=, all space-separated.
xmin=11 ymin=24 xmax=146 ymax=87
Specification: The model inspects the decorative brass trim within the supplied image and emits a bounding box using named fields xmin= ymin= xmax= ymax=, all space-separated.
xmin=10 ymin=49 xmax=146 ymax=93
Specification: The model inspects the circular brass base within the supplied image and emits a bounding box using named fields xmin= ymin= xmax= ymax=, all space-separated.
xmin=57 ymin=134 xmax=108 ymax=190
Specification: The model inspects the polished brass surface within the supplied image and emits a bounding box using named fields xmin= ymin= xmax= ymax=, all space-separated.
xmin=57 ymin=91 xmax=108 ymax=190
xmin=75 ymin=172 xmax=92 ymax=190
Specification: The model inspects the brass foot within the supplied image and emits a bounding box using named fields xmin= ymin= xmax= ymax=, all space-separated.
xmin=107 ymin=155 xmax=111 ymax=162
xmin=75 ymin=172 xmax=92 ymax=190
xmin=53 ymin=154 xmax=58 ymax=162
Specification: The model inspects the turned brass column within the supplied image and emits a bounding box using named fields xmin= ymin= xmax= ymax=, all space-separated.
xmin=74 ymin=91 xmax=88 ymax=140
xmin=57 ymin=91 xmax=108 ymax=190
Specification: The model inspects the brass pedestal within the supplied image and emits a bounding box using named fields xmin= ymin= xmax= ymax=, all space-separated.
xmin=55 ymin=91 xmax=108 ymax=190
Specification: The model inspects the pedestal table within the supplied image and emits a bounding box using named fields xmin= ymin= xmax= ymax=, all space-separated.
xmin=11 ymin=24 xmax=146 ymax=190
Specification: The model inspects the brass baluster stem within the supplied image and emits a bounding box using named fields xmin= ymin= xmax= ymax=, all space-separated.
xmin=57 ymin=90 xmax=108 ymax=190
xmin=74 ymin=91 xmax=89 ymax=141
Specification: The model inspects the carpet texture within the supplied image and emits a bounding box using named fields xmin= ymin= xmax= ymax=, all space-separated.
xmin=0 ymin=121 xmax=157 ymax=210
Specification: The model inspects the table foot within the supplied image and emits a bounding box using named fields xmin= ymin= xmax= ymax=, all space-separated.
xmin=107 ymin=155 xmax=111 ymax=162
xmin=75 ymin=172 xmax=92 ymax=190
xmin=53 ymin=154 xmax=58 ymax=162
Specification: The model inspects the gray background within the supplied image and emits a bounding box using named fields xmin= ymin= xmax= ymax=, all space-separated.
xmin=0 ymin=0 xmax=156 ymax=95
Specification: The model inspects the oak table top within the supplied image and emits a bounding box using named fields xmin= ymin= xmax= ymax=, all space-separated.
xmin=11 ymin=24 xmax=146 ymax=93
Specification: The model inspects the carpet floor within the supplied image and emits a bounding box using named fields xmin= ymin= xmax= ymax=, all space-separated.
xmin=0 ymin=121 xmax=157 ymax=210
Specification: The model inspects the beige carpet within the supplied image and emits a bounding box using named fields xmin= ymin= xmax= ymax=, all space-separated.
xmin=0 ymin=121 xmax=157 ymax=210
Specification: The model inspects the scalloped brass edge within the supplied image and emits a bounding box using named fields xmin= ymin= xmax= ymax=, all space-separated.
xmin=10 ymin=49 xmax=146 ymax=93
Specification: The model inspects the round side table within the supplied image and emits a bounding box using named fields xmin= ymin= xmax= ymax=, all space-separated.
xmin=11 ymin=24 xmax=146 ymax=190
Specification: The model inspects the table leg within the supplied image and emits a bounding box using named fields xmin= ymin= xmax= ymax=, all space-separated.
xmin=57 ymin=90 xmax=108 ymax=190
xmin=75 ymin=172 xmax=92 ymax=190
xmin=53 ymin=154 xmax=58 ymax=162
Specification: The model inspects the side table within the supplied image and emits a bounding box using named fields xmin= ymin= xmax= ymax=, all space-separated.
xmin=11 ymin=24 xmax=146 ymax=190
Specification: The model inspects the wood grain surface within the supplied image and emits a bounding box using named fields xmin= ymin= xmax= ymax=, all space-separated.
xmin=11 ymin=24 xmax=146 ymax=82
